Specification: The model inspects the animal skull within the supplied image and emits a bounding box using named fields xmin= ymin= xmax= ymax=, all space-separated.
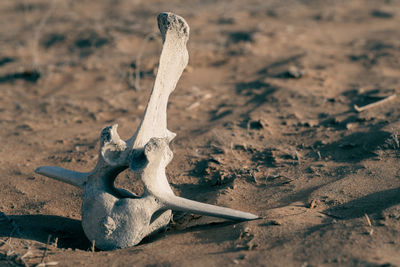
xmin=35 ymin=12 xmax=258 ymax=250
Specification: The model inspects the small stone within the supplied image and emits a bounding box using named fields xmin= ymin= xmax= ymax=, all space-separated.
xmin=249 ymin=119 xmax=266 ymax=129
xmin=302 ymin=120 xmax=318 ymax=127
xmin=268 ymin=220 xmax=281 ymax=225
xmin=346 ymin=123 xmax=356 ymax=130
xmin=287 ymin=66 xmax=305 ymax=78
xmin=185 ymin=65 xmax=193 ymax=73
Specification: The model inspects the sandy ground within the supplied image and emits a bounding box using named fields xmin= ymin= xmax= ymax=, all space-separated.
xmin=0 ymin=0 xmax=400 ymax=266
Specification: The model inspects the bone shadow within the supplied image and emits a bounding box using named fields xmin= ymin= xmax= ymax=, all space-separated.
xmin=0 ymin=215 xmax=91 ymax=250
xmin=141 ymin=219 xmax=238 ymax=245
xmin=1 ymin=214 xmax=240 ymax=251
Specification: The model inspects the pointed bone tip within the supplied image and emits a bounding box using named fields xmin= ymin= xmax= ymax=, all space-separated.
xmin=234 ymin=212 xmax=261 ymax=221
xmin=157 ymin=12 xmax=189 ymax=38
xmin=35 ymin=166 xmax=53 ymax=175
xmin=246 ymin=214 xmax=262 ymax=221
xmin=162 ymin=195 xmax=260 ymax=222
xmin=34 ymin=166 xmax=43 ymax=174
xmin=100 ymin=124 xmax=125 ymax=146
xmin=100 ymin=125 xmax=128 ymax=166
xmin=167 ymin=130 xmax=176 ymax=142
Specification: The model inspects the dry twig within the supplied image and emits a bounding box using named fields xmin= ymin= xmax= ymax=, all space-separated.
xmin=364 ymin=213 xmax=374 ymax=235
xmin=40 ymin=235 xmax=51 ymax=265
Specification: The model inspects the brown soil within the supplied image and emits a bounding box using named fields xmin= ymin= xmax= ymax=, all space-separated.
xmin=1 ymin=0 xmax=400 ymax=266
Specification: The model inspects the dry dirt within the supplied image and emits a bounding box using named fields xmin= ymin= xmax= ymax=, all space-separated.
xmin=1 ymin=0 xmax=400 ymax=266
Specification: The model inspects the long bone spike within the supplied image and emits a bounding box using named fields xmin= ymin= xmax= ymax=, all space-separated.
xmin=128 ymin=12 xmax=189 ymax=150
xmin=162 ymin=196 xmax=259 ymax=221
xmin=34 ymin=124 xmax=128 ymax=188
xmin=139 ymin=138 xmax=259 ymax=221
xmin=34 ymin=166 xmax=89 ymax=188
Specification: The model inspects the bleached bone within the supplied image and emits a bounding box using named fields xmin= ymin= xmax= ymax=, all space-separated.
xmin=35 ymin=12 xmax=259 ymax=250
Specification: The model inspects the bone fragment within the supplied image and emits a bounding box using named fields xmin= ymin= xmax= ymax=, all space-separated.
xmin=354 ymin=94 xmax=396 ymax=112
xmin=35 ymin=12 xmax=259 ymax=250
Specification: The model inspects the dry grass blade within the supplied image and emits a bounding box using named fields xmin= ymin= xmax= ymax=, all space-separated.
xmin=364 ymin=213 xmax=372 ymax=227
xmin=364 ymin=213 xmax=374 ymax=235
xmin=0 ymin=212 xmax=29 ymax=247
xmin=52 ymin=238 xmax=58 ymax=249
xmin=40 ymin=235 xmax=51 ymax=265
xmin=37 ymin=262 xmax=59 ymax=267
xmin=0 ymin=211 xmax=31 ymax=267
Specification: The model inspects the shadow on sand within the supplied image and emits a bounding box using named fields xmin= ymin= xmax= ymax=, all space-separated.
xmin=0 ymin=214 xmax=90 ymax=250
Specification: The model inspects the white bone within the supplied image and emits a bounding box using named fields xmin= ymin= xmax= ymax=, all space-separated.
xmin=35 ymin=12 xmax=259 ymax=250
xmin=128 ymin=12 xmax=189 ymax=149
